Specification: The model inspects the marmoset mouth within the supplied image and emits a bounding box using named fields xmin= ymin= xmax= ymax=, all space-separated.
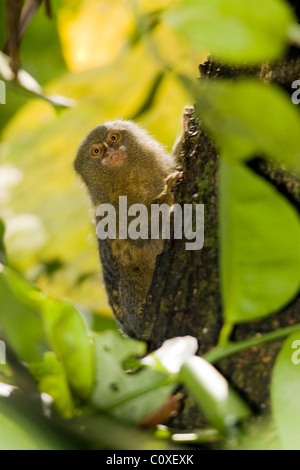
xmin=102 ymin=147 xmax=126 ymax=168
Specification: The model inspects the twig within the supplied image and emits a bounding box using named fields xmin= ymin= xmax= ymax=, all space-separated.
xmin=5 ymin=0 xmax=21 ymax=76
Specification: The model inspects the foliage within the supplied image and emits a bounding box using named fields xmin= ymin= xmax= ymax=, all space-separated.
xmin=219 ymin=159 xmax=300 ymax=324
xmin=271 ymin=332 xmax=300 ymax=450
xmin=0 ymin=255 xmax=251 ymax=447
xmin=0 ymin=0 xmax=299 ymax=450
xmin=167 ymin=0 xmax=295 ymax=64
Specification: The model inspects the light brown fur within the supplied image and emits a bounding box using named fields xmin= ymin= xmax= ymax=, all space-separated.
xmin=74 ymin=119 xmax=182 ymax=338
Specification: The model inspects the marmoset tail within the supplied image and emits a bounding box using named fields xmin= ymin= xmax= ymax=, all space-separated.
xmin=74 ymin=119 xmax=182 ymax=339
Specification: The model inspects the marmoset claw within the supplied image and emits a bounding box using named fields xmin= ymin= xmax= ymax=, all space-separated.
xmin=165 ymin=170 xmax=184 ymax=192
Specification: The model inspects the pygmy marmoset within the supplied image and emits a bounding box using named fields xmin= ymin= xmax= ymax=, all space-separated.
xmin=74 ymin=119 xmax=185 ymax=339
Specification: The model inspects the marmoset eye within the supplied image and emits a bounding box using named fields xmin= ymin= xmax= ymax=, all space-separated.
xmin=109 ymin=133 xmax=119 ymax=143
xmin=90 ymin=144 xmax=104 ymax=158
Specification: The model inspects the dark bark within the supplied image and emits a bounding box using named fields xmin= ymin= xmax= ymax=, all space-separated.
xmin=141 ymin=115 xmax=222 ymax=357
xmin=141 ymin=3 xmax=300 ymax=428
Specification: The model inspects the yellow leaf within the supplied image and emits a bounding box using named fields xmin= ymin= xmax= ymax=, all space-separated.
xmin=58 ymin=0 xmax=133 ymax=71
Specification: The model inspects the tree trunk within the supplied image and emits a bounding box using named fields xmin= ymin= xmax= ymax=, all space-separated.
xmin=140 ymin=1 xmax=300 ymax=428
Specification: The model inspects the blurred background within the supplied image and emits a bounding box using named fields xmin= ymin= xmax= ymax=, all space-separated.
xmin=0 ymin=0 xmax=203 ymax=318
xmin=1 ymin=0 xmax=300 ymax=450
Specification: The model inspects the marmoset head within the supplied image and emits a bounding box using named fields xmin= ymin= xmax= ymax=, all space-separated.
xmin=74 ymin=120 xmax=175 ymax=205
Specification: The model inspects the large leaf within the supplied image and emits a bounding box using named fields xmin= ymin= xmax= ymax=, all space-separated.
xmin=0 ymin=264 xmax=94 ymax=409
xmin=0 ymin=396 xmax=76 ymax=450
xmin=41 ymin=299 xmax=94 ymax=400
xmin=167 ymin=0 xmax=296 ymax=64
xmin=190 ymin=78 xmax=300 ymax=175
xmin=57 ymin=0 xmax=132 ymax=72
xmin=0 ymin=219 xmax=6 ymax=264
xmin=219 ymin=416 xmax=280 ymax=450
xmin=29 ymin=351 xmax=75 ymax=419
xmin=91 ymin=331 xmax=175 ymax=424
xmin=0 ymin=265 xmax=48 ymax=362
xmin=0 ymin=1 xmax=68 ymax=132
xmin=219 ymin=160 xmax=300 ymax=323
xmin=0 ymin=52 xmax=75 ymax=109
xmin=143 ymin=336 xmax=251 ymax=433
xmin=0 ymin=265 xmax=76 ymax=417
xmin=179 ymin=356 xmax=251 ymax=433
xmin=271 ymin=332 xmax=300 ymax=450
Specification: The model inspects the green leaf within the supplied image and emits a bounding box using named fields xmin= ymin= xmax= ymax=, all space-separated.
xmin=0 ymin=408 xmax=41 ymax=450
xmin=40 ymin=298 xmax=94 ymax=400
xmin=0 ymin=264 xmax=94 ymax=405
xmin=219 ymin=416 xmax=280 ymax=450
xmin=29 ymin=351 xmax=75 ymax=419
xmin=0 ymin=52 xmax=75 ymax=109
xmin=0 ymin=219 xmax=6 ymax=264
xmin=179 ymin=356 xmax=251 ymax=433
xmin=0 ymin=395 xmax=75 ymax=449
xmin=63 ymin=409 xmax=179 ymax=451
xmin=0 ymin=265 xmax=48 ymax=362
xmin=92 ymin=331 xmax=175 ymax=424
xmin=271 ymin=332 xmax=300 ymax=450
xmin=219 ymin=160 xmax=300 ymax=323
xmin=192 ymin=78 xmax=300 ymax=175
xmin=167 ymin=0 xmax=295 ymax=64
